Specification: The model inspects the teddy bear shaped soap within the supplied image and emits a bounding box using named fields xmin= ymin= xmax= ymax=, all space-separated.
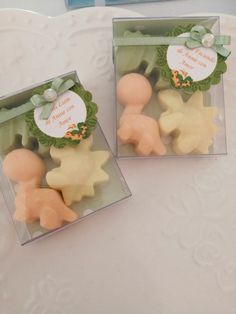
xmin=117 ymin=73 xmax=166 ymax=156
xmin=2 ymin=149 xmax=78 ymax=230
xmin=157 ymin=90 xmax=218 ymax=155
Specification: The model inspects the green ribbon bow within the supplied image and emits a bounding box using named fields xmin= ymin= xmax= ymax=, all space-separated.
xmin=30 ymin=77 xmax=75 ymax=119
xmin=113 ymin=25 xmax=231 ymax=58
xmin=185 ymin=25 xmax=231 ymax=58
xmin=0 ymin=78 xmax=75 ymax=125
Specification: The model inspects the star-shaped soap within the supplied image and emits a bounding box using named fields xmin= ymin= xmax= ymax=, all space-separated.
xmin=157 ymin=90 xmax=218 ymax=155
xmin=46 ymin=136 xmax=110 ymax=205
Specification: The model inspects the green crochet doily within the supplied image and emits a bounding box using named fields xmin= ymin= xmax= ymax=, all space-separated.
xmin=156 ymin=24 xmax=227 ymax=92
xmin=25 ymin=83 xmax=98 ymax=148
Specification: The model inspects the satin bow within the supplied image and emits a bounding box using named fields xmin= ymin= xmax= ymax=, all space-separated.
xmin=185 ymin=25 xmax=231 ymax=58
xmin=0 ymin=78 xmax=75 ymax=125
xmin=31 ymin=77 xmax=75 ymax=120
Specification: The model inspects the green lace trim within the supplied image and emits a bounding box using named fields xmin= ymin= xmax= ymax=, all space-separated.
xmin=156 ymin=24 xmax=227 ymax=92
xmin=25 ymin=83 xmax=98 ymax=148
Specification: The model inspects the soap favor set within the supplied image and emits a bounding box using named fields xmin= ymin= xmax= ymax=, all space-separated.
xmin=0 ymin=72 xmax=131 ymax=245
xmin=0 ymin=17 xmax=231 ymax=245
xmin=113 ymin=17 xmax=231 ymax=157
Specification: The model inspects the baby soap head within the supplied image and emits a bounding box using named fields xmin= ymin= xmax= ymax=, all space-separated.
xmin=2 ymin=148 xmax=46 ymax=184
xmin=117 ymin=73 xmax=152 ymax=109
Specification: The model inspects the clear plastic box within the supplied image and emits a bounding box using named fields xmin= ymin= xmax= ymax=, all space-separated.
xmin=0 ymin=72 xmax=131 ymax=245
xmin=113 ymin=17 xmax=228 ymax=158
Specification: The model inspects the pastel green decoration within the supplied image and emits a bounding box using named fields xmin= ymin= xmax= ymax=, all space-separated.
xmin=0 ymin=81 xmax=97 ymax=153
xmin=30 ymin=78 xmax=75 ymax=120
xmin=156 ymin=24 xmax=228 ymax=92
xmin=25 ymin=83 xmax=98 ymax=149
xmin=114 ymin=26 xmax=230 ymax=58
xmin=115 ymin=25 xmax=229 ymax=92
xmin=0 ymin=78 xmax=75 ymax=125
xmin=37 ymin=142 xmax=50 ymax=156
xmin=185 ymin=25 xmax=230 ymax=57
xmin=0 ymin=113 xmax=49 ymax=156
xmin=115 ymin=31 xmax=158 ymax=76
xmin=154 ymin=74 xmax=170 ymax=91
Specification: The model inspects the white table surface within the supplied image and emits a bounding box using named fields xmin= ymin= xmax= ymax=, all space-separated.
xmin=0 ymin=0 xmax=235 ymax=16
xmin=0 ymin=3 xmax=236 ymax=314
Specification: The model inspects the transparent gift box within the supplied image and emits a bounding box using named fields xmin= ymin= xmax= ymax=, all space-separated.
xmin=0 ymin=71 xmax=131 ymax=245
xmin=113 ymin=17 xmax=229 ymax=158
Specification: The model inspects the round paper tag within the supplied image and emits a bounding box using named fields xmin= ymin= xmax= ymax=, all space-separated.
xmin=167 ymin=32 xmax=217 ymax=82
xmin=34 ymin=90 xmax=87 ymax=138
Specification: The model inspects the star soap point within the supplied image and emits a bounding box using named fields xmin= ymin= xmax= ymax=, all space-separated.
xmin=46 ymin=136 xmax=110 ymax=206
xmin=157 ymin=90 xmax=218 ymax=155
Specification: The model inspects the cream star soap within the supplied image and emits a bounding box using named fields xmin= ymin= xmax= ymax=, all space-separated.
xmin=46 ymin=136 xmax=110 ymax=206
xmin=117 ymin=73 xmax=166 ymax=156
xmin=2 ymin=149 xmax=78 ymax=230
xmin=157 ymin=90 xmax=218 ymax=155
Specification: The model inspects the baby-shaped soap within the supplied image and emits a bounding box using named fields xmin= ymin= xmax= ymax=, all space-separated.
xmin=117 ymin=73 xmax=166 ymax=156
xmin=2 ymin=149 xmax=78 ymax=230
xmin=157 ymin=90 xmax=218 ymax=155
xmin=46 ymin=136 xmax=109 ymax=206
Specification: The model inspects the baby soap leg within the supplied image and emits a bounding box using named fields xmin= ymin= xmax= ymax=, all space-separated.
xmin=40 ymin=208 xmax=62 ymax=230
xmin=49 ymin=193 xmax=78 ymax=222
xmin=61 ymin=205 xmax=78 ymax=222
xmin=117 ymin=123 xmax=132 ymax=142
xmin=136 ymin=136 xmax=153 ymax=156
xmin=153 ymin=137 xmax=167 ymax=156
